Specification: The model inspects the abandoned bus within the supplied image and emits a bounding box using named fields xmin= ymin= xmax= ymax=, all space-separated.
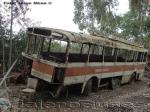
xmin=22 ymin=27 xmax=148 ymax=97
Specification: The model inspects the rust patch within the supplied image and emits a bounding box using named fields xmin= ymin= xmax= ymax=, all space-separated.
xmin=32 ymin=61 xmax=54 ymax=75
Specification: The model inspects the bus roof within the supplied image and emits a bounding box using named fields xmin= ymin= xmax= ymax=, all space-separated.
xmin=27 ymin=27 xmax=148 ymax=52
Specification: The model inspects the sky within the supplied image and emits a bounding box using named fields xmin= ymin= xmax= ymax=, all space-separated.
xmin=26 ymin=0 xmax=80 ymax=32
xmin=26 ymin=0 xmax=129 ymax=32
xmin=2 ymin=0 xmax=129 ymax=33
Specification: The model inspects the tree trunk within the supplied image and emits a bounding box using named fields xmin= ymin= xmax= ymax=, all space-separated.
xmin=8 ymin=0 xmax=13 ymax=68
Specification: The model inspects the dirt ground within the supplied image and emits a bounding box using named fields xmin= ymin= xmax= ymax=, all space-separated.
xmin=8 ymin=74 xmax=150 ymax=112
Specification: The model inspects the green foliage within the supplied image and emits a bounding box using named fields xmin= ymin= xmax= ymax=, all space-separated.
xmin=0 ymin=0 xmax=40 ymax=70
xmin=50 ymin=41 xmax=61 ymax=52
xmin=70 ymin=43 xmax=82 ymax=53
xmin=120 ymin=11 xmax=141 ymax=38
xmin=73 ymin=0 xmax=119 ymax=34
xmin=0 ymin=0 xmax=30 ymax=30
xmin=13 ymin=31 xmax=27 ymax=55
xmin=42 ymin=39 xmax=68 ymax=53
xmin=73 ymin=0 xmax=150 ymax=51
xmin=119 ymin=5 xmax=150 ymax=50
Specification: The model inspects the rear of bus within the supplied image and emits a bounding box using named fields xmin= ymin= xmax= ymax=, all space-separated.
xmin=22 ymin=28 xmax=69 ymax=97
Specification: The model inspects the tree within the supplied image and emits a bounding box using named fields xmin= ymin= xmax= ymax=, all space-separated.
xmin=73 ymin=0 xmax=150 ymax=50
xmin=73 ymin=0 xmax=119 ymax=34
xmin=0 ymin=0 xmax=31 ymax=71
xmin=119 ymin=1 xmax=150 ymax=48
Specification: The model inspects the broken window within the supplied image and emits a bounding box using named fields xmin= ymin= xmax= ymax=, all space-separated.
xmin=133 ymin=51 xmax=138 ymax=62
xmin=42 ymin=38 xmax=50 ymax=52
xmin=90 ymin=45 xmax=103 ymax=55
xmin=39 ymin=37 xmax=68 ymax=62
xmin=68 ymin=43 xmax=89 ymax=62
xmin=126 ymin=50 xmax=134 ymax=62
xmin=140 ymin=52 xmax=147 ymax=62
xmin=28 ymin=35 xmax=36 ymax=54
xmin=81 ymin=44 xmax=90 ymax=54
xmin=89 ymin=45 xmax=103 ymax=62
xmin=117 ymin=49 xmax=128 ymax=62
xmin=143 ymin=52 xmax=148 ymax=62
xmin=137 ymin=52 xmax=143 ymax=62
xmin=104 ymin=47 xmax=115 ymax=62
xmin=69 ymin=42 xmax=82 ymax=54
xmin=27 ymin=34 xmax=42 ymax=55
xmin=105 ymin=47 xmax=113 ymax=56
xmin=50 ymin=39 xmax=67 ymax=53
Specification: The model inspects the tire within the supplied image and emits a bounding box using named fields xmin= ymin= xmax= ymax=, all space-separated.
xmin=109 ymin=78 xmax=121 ymax=90
xmin=82 ymin=79 xmax=92 ymax=96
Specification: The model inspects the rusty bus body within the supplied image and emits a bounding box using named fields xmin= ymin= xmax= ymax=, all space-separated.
xmin=22 ymin=27 xmax=148 ymax=97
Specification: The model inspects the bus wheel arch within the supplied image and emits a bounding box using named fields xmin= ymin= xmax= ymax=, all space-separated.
xmin=81 ymin=76 xmax=99 ymax=96
xmin=129 ymin=72 xmax=137 ymax=83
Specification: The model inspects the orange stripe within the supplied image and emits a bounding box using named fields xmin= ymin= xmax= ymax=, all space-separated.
xmin=65 ymin=64 xmax=145 ymax=76
xmin=32 ymin=61 xmax=54 ymax=75
xmin=32 ymin=61 xmax=145 ymax=77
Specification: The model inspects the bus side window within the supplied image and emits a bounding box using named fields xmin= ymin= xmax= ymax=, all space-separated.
xmin=142 ymin=52 xmax=147 ymax=62
xmin=50 ymin=40 xmax=61 ymax=52
xmin=117 ymin=49 xmax=128 ymax=62
xmin=89 ymin=45 xmax=95 ymax=54
xmin=89 ymin=44 xmax=102 ymax=55
xmin=143 ymin=52 xmax=148 ymax=62
xmin=69 ymin=42 xmax=88 ymax=62
xmin=69 ymin=42 xmax=82 ymax=54
xmin=28 ymin=35 xmax=36 ymax=54
xmin=126 ymin=50 xmax=134 ymax=62
xmin=141 ymin=52 xmax=144 ymax=62
xmin=82 ymin=44 xmax=89 ymax=54
xmin=133 ymin=51 xmax=138 ymax=62
xmin=49 ymin=39 xmax=68 ymax=53
xmin=42 ymin=38 xmax=50 ymax=52
xmin=89 ymin=45 xmax=103 ymax=62
xmin=137 ymin=52 xmax=142 ymax=62
xmin=114 ymin=48 xmax=118 ymax=62
xmin=40 ymin=38 xmax=52 ymax=60
xmin=104 ymin=47 xmax=114 ymax=62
